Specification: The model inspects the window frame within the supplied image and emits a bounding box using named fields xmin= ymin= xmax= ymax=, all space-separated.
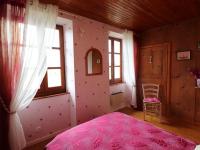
xmin=36 ymin=25 xmax=66 ymax=97
xmin=109 ymin=37 xmax=122 ymax=84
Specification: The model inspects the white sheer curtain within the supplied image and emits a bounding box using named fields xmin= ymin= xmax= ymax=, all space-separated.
xmin=122 ymin=30 xmax=137 ymax=108
xmin=9 ymin=1 xmax=58 ymax=150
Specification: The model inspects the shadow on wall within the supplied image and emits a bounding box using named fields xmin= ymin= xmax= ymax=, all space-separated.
xmin=19 ymin=94 xmax=71 ymax=146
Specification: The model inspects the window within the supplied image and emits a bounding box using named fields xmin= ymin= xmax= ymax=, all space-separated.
xmin=109 ymin=37 xmax=122 ymax=84
xmin=36 ymin=25 xmax=66 ymax=97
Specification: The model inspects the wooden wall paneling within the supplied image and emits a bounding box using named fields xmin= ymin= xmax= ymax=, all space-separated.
xmin=138 ymin=43 xmax=170 ymax=116
xmin=40 ymin=0 xmax=200 ymax=32
xmin=195 ymin=88 xmax=200 ymax=123
xmin=166 ymin=43 xmax=171 ymax=116
xmin=139 ymin=18 xmax=200 ymax=123
xmin=169 ymin=27 xmax=196 ymax=121
xmin=194 ymin=51 xmax=200 ymax=123
xmin=139 ymin=47 xmax=153 ymax=78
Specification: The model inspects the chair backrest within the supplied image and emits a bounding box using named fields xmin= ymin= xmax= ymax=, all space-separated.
xmin=142 ymin=83 xmax=159 ymax=99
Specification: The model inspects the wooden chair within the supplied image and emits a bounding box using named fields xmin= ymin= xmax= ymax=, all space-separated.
xmin=142 ymin=83 xmax=161 ymax=121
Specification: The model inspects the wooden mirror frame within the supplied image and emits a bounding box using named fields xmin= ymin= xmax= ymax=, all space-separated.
xmin=85 ymin=48 xmax=103 ymax=76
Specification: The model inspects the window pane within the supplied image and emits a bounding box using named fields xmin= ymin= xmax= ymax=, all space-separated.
xmin=109 ymin=53 xmax=111 ymax=66
xmin=26 ymin=25 xmax=37 ymax=46
xmin=47 ymin=69 xmax=62 ymax=87
xmin=52 ymin=29 xmax=60 ymax=47
xmin=109 ymin=67 xmax=111 ymax=80
xmin=47 ymin=50 xmax=61 ymax=67
xmin=114 ymin=40 xmax=120 ymax=53
xmin=114 ymin=54 xmax=120 ymax=66
xmin=19 ymin=23 xmax=24 ymax=45
xmin=114 ymin=67 xmax=120 ymax=79
xmin=108 ymin=39 xmax=111 ymax=52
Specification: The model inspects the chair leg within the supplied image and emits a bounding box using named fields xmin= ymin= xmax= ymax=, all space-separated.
xmin=143 ymin=103 xmax=146 ymax=121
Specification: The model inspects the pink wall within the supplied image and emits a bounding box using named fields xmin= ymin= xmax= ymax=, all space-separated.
xmin=19 ymin=12 xmax=125 ymax=146
xmin=70 ymin=14 xmax=112 ymax=123
xmin=59 ymin=12 xmax=125 ymax=124
xmin=19 ymin=94 xmax=71 ymax=145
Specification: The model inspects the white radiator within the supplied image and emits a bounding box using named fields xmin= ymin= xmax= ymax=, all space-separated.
xmin=110 ymin=92 xmax=125 ymax=111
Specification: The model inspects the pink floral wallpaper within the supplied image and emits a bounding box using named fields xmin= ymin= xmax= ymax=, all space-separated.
xmin=72 ymin=14 xmax=110 ymax=123
xmin=60 ymin=12 xmax=124 ymax=124
xmin=19 ymin=12 xmax=125 ymax=146
xmin=19 ymin=94 xmax=71 ymax=145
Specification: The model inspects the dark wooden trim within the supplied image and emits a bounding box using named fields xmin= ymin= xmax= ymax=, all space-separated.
xmin=109 ymin=37 xmax=122 ymax=84
xmin=0 ymin=0 xmax=26 ymax=7
xmin=35 ymin=25 xmax=66 ymax=98
xmin=52 ymin=47 xmax=60 ymax=50
xmin=111 ymin=92 xmax=123 ymax=95
xmin=59 ymin=24 xmax=66 ymax=92
xmin=137 ymin=43 xmax=171 ymax=115
xmin=166 ymin=43 xmax=171 ymax=116
xmin=85 ymin=48 xmax=103 ymax=76
xmin=39 ymin=0 xmax=58 ymax=5
xmin=34 ymin=92 xmax=70 ymax=100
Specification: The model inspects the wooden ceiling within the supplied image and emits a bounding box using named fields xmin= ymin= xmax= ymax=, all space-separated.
xmin=41 ymin=0 xmax=200 ymax=32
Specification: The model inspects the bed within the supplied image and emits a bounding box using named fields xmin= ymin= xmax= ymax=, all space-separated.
xmin=46 ymin=112 xmax=197 ymax=150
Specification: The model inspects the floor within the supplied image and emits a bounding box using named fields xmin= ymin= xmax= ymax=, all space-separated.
xmin=24 ymin=107 xmax=200 ymax=150
xmin=120 ymin=107 xmax=200 ymax=144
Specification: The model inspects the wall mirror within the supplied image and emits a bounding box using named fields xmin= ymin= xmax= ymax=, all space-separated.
xmin=85 ymin=48 xmax=102 ymax=75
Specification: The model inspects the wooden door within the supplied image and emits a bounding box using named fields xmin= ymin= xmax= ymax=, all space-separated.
xmin=194 ymin=51 xmax=200 ymax=123
xmin=137 ymin=43 xmax=170 ymax=115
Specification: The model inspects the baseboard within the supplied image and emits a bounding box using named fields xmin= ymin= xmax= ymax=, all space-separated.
xmin=25 ymin=127 xmax=69 ymax=148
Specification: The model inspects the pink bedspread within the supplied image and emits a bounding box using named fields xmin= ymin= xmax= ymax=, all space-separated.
xmin=46 ymin=112 xmax=196 ymax=150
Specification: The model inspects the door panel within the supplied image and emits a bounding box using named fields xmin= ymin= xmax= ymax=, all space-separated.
xmin=152 ymin=46 xmax=163 ymax=77
xmin=140 ymin=47 xmax=153 ymax=78
xmin=137 ymin=43 xmax=170 ymax=115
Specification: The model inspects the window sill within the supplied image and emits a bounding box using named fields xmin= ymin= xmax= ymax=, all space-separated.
xmin=34 ymin=92 xmax=70 ymax=100
xmin=110 ymin=82 xmax=125 ymax=87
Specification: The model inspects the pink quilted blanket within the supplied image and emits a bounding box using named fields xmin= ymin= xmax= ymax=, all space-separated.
xmin=46 ymin=112 xmax=196 ymax=150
